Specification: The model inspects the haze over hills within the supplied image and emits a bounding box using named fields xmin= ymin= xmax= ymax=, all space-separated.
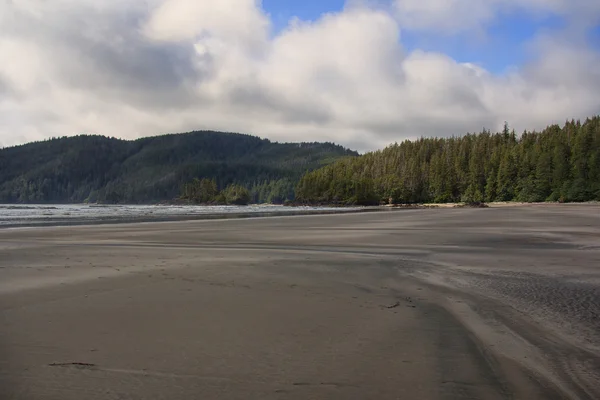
xmin=0 ymin=131 xmax=357 ymax=204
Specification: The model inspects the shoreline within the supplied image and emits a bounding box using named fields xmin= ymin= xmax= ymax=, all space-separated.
xmin=1 ymin=201 xmax=598 ymax=230
xmin=0 ymin=207 xmax=384 ymax=230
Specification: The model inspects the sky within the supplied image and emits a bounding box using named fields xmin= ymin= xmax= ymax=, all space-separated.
xmin=1 ymin=0 xmax=599 ymax=151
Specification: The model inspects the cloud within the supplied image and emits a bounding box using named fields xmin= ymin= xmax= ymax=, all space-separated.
xmin=0 ymin=0 xmax=599 ymax=151
xmin=143 ymin=0 xmax=270 ymax=47
xmin=392 ymin=0 xmax=600 ymax=33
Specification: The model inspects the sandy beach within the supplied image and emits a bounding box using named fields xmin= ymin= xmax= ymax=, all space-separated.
xmin=1 ymin=205 xmax=599 ymax=399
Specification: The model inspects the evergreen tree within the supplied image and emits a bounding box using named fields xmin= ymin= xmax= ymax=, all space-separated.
xmin=223 ymin=184 xmax=251 ymax=205
xmin=534 ymin=152 xmax=552 ymax=201
xmin=0 ymin=132 xmax=355 ymax=204
xmin=496 ymin=149 xmax=517 ymax=201
xmin=296 ymin=116 xmax=600 ymax=205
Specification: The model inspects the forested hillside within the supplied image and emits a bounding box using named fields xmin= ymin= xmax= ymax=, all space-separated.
xmin=296 ymin=117 xmax=600 ymax=205
xmin=0 ymin=131 xmax=357 ymax=204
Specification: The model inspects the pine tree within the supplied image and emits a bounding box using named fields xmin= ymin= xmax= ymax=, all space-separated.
xmin=534 ymin=152 xmax=552 ymax=201
xmin=496 ymin=149 xmax=517 ymax=201
xmin=295 ymin=116 xmax=600 ymax=205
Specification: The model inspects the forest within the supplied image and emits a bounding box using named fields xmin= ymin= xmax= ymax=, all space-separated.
xmin=180 ymin=178 xmax=251 ymax=205
xmin=3 ymin=117 xmax=598 ymax=206
xmin=296 ymin=117 xmax=600 ymax=205
xmin=0 ymin=131 xmax=356 ymax=204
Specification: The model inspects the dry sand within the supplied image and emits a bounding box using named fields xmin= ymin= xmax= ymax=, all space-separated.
xmin=1 ymin=205 xmax=599 ymax=399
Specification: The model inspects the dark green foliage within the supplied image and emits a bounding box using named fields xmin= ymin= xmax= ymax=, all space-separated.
xmin=181 ymin=179 xmax=250 ymax=205
xmin=0 ymin=131 xmax=357 ymax=204
xmin=296 ymin=116 xmax=600 ymax=205
xmin=223 ymin=184 xmax=251 ymax=205
xmin=249 ymin=179 xmax=295 ymax=204
xmin=182 ymin=178 xmax=219 ymax=203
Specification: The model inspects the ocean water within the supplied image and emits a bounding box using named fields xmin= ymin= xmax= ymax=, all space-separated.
xmin=0 ymin=204 xmax=359 ymax=228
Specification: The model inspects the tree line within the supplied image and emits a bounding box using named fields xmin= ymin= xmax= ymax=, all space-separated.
xmin=181 ymin=178 xmax=251 ymax=205
xmin=296 ymin=117 xmax=600 ymax=205
xmin=0 ymin=131 xmax=356 ymax=204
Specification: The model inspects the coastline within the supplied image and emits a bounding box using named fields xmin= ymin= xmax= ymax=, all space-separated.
xmin=2 ymin=201 xmax=598 ymax=229
xmin=0 ymin=206 xmax=382 ymax=230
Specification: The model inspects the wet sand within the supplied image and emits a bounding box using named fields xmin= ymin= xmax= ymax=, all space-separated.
xmin=1 ymin=205 xmax=599 ymax=399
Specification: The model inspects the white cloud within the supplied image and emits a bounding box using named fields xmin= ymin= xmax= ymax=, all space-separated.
xmin=0 ymin=0 xmax=599 ymax=151
xmin=144 ymin=0 xmax=269 ymax=44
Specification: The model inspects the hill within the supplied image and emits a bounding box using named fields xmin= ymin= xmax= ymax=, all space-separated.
xmin=296 ymin=117 xmax=600 ymax=205
xmin=0 ymin=131 xmax=357 ymax=204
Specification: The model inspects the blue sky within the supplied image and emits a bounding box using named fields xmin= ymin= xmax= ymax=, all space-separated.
xmin=401 ymin=14 xmax=567 ymax=73
xmin=263 ymin=0 xmax=346 ymax=31
xmin=262 ymin=0 xmax=597 ymax=73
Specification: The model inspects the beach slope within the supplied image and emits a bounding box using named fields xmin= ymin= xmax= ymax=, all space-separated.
xmin=1 ymin=205 xmax=599 ymax=399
